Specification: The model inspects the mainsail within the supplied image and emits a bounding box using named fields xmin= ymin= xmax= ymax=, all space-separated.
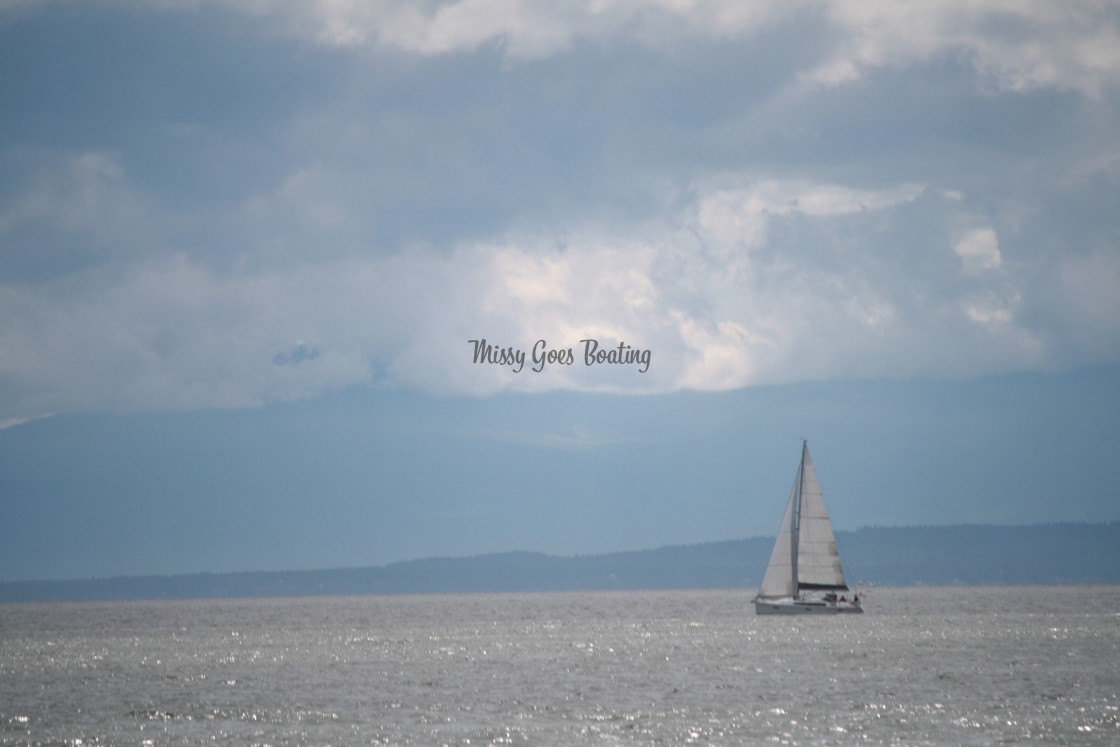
xmin=757 ymin=442 xmax=848 ymax=599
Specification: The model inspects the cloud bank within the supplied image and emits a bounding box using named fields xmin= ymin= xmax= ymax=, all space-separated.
xmin=1 ymin=1 xmax=1118 ymax=420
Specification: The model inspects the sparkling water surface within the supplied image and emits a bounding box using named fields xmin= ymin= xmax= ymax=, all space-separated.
xmin=2 ymin=586 xmax=1118 ymax=745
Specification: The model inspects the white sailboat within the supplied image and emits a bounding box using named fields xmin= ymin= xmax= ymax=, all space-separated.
xmin=753 ymin=442 xmax=863 ymax=615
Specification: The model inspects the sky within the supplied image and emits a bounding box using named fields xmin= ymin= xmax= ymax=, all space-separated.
xmin=1 ymin=1 xmax=1119 ymax=582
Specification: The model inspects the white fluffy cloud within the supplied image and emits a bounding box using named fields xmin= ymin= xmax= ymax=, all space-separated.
xmin=954 ymin=227 xmax=1002 ymax=273
xmin=2 ymin=154 xmax=1095 ymax=420
xmin=806 ymin=2 xmax=1120 ymax=97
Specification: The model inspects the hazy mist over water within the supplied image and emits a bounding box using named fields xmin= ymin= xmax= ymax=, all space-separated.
xmin=2 ymin=586 xmax=1118 ymax=745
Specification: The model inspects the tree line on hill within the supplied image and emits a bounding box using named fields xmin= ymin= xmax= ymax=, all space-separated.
xmin=1 ymin=522 xmax=1117 ymax=602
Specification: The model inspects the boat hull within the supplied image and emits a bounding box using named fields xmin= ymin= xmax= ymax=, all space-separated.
xmin=754 ymin=599 xmax=864 ymax=615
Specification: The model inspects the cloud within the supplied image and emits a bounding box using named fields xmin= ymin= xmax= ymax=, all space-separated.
xmin=283 ymin=2 xmax=1117 ymax=99
xmin=4 ymin=154 xmax=1100 ymax=420
xmin=272 ymin=0 xmax=1120 ymax=100
xmin=0 ymin=3 xmax=1117 ymax=421
xmin=954 ymin=227 xmax=1002 ymax=273
xmin=694 ymin=180 xmax=926 ymax=248
xmin=1049 ymin=250 xmax=1120 ymax=355
xmin=0 ymin=151 xmax=162 ymax=281
xmin=7 ymin=2 xmax=1115 ymax=98
xmin=273 ymin=342 xmax=321 ymax=367
xmin=808 ymin=2 xmax=1120 ymax=98
xmin=255 ymin=0 xmax=800 ymax=59
xmin=0 ymin=413 xmax=52 ymax=431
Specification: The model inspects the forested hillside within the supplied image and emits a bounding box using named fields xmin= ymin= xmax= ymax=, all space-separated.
xmin=2 ymin=523 xmax=1117 ymax=601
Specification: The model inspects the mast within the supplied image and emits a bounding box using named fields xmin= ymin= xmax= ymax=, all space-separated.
xmin=790 ymin=440 xmax=805 ymax=598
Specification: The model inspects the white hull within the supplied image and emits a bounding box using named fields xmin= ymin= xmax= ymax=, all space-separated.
xmin=754 ymin=598 xmax=864 ymax=615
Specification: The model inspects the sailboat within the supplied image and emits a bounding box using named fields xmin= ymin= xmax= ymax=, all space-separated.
xmin=753 ymin=442 xmax=863 ymax=615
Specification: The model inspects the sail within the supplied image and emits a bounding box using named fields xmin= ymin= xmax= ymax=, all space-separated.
xmin=756 ymin=443 xmax=849 ymax=600
xmin=757 ymin=475 xmax=799 ymax=599
xmin=794 ymin=446 xmax=849 ymax=591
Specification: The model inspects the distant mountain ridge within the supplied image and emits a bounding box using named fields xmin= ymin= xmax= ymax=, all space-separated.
xmin=2 ymin=523 xmax=1117 ymax=602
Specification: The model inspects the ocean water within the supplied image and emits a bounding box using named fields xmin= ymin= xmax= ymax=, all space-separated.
xmin=1 ymin=586 xmax=1118 ymax=745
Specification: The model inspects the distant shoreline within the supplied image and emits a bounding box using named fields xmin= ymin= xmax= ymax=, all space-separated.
xmin=3 ymin=522 xmax=1117 ymax=603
